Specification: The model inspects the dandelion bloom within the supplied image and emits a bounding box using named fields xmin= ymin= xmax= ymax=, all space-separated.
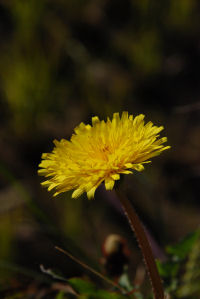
xmin=38 ymin=112 xmax=170 ymax=199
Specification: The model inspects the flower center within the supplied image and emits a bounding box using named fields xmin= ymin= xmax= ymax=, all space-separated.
xmin=102 ymin=145 xmax=110 ymax=153
xmin=97 ymin=145 xmax=112 ymax=161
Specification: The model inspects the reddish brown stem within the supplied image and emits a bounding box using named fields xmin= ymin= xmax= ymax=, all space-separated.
xmin=116 ymin=189 xmax=165 ymax=299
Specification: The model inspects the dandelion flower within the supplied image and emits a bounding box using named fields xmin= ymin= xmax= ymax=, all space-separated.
xmin=38 ymin=112 xmax=170 ymax=199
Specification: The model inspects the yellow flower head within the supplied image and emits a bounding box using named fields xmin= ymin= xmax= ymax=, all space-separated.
xmin=38 ymin=112 xmax=170 ymax=199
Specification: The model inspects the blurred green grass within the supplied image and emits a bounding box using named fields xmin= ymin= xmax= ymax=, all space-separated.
xmin=0 ymin=0 xmax=200 ymax=297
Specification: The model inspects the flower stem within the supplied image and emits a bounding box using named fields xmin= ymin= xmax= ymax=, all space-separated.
xmin=116 ymin=188 xmax=165 ymax=299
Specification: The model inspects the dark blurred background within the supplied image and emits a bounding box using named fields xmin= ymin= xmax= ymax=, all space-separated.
xmin=0 ymin=0 xmax=200 ymax=296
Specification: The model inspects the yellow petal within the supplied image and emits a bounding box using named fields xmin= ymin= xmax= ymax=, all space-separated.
xmin=121 ymin=111 xmax=128 ymax=121
xmin=125 ymin=163 xmax=133 ymax=168
xmin=105 ymin=179 xmax=115 ymax=190
xmin=74 ymin=122 xmax=91 ymax=134
xmin=132 ymin=164 xmax=144 ymax=171
xmin=111 ymin=174 xmax=120 ymax=180
xmin=48 ymin=183 xmax=57 ymax=191
xmin=133 ymin=114 xmax=145 ymax=126
xmin=121 ymin=170 xmax=133 ymax=174
xmin=92 ymin=116 xmax=100 ymax=126
xmin=87 ymin=187 xmax=96 ymax=199
xmin=72 ymin=188 xmax=84 ymax=198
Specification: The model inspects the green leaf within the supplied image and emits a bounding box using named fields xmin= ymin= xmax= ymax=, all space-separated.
xmin=93 ymin=289 xmax=129 ymax=299
xmin=78 ymin=290 xmax=128 ymax=299
xmin=55 ymin=291 xmax=66 ymax=299
xmin=166 ymin=230 xmax=200 ymax=260
xmin=156 ymin=260 xmax=179 ymax=278
xmin=68 ymin=277 xmax=130 ymax=298
xmin=68 ymin=277 xmax=96 ymax=294
xmin=176 ymin=231 xmax=200 ymax=298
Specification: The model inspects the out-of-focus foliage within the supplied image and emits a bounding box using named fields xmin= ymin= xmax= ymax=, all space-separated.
xmin=0 ymin=0 xmax=200 ymax=134
xmin=157 ymin=230 xmax=200 ymax=298
xmin=1 ymin=0 xmax=200 ymax=298
xmin=68 ymin=277 xmax=128 ymax=299
xmin=177 ymin=230 xmax=200 ymax=298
